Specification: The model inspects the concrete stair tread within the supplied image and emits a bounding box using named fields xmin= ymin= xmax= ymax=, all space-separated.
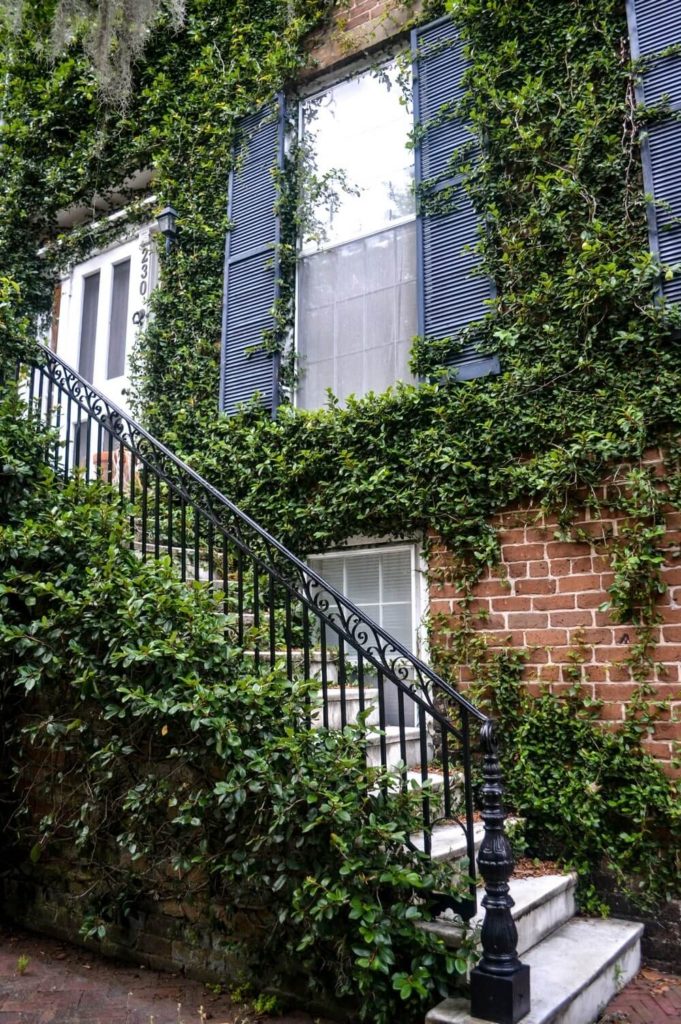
xmin=421 ymin=873 xmax=577 ymax=956
xmin=367 ymin=725 xmax=421 ymax=744
xmin=242 ymin=649 xmax=340 ymax=662
xmin=426 ymin=916 xmax=643 ymax=1024
xmin=411 ymin=821 xmax=486 ymax=863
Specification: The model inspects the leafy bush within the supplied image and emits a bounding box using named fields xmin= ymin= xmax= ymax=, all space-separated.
xmin=486 ymin=659 xmax=681 ymax=913
xmin=0 ymin=398 xmax=469 ymax=1024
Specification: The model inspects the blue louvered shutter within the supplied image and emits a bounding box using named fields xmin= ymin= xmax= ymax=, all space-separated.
xmin=220 ymin=99 xmax=285 ymax=415
xmin=626 ymin=1 xmax=681 ymax=303
xmin=412 ymin=16 xmax=497 ymax=379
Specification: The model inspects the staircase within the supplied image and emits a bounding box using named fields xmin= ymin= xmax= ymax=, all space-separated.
xmin=420 ymin=861 xmax=642 ymax=1024
xmin=134 ymin=532 xmax=645 ymax=1024
xmin=16 ymin=345 xmax=645 ymax=1024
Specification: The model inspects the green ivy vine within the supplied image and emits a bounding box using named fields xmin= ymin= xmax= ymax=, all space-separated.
xmin=1 ymin=0 xmax=681 ymax=919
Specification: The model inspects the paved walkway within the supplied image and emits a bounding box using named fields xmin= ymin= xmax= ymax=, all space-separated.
xmin=601 ymin=967 xmax=681 ymax=1024
xmin=1 ymin=922 xmax=679 ymax=1023
xmin=0 ymin=925 xmax=324 ymax=1024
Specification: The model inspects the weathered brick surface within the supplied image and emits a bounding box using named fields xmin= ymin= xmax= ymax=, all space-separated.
xmin=305 ymin=0 xmax=422 ymax=75
xmin=429 ymin=451 xmax=681 ymax=775
xmin=602 ymin=968 xmax=681 ymax=1023
xmin=0 ymin=923 xmax=326 ymax=1024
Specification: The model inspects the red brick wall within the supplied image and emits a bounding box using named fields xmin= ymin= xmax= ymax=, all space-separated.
xmin=429 ymin=451 xmax=681 ymax=775
xmin=306 ymin=0 xmax=422 ymax=75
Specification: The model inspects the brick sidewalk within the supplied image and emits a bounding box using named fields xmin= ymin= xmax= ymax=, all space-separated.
xmin=601 ymin=967 xmax=681 ymax=1024
xmin=0 ymin=925 xmax=325 ymax=1024
xmin=1 ymin=921 xmax=679 ymax=1024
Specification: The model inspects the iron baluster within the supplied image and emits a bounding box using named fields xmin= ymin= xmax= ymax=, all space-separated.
xmin=153 ymin=477 xmax=161 ymax=558
xmin=221 ymin=540 xmax=229 ymax=618
xmin=357 ymin=653 xmax=365 ymax=717
xmin=319 ymin=620 xmax=329 ymax=729
xmin=268 ymin=574 xmax=276 ymax=669
xmin=284 ymin=589 xmax=293 ymax=680
xmin=129 ymin=451 xmax=137 ymax=542
xmin=419 ymin=705 xmax=431 ymax=854
xmin=236 ymin=548 xmax=244 ymax=647
xmin=397 ymin=685 xmax=408 ymax=790
xmin=64 ymin=394 xmax=73 ymax=480
xmin=167 ymin=488 xmax=174 ymax=559
xmin=302 ymin=602 xmax=311 ymax=726
xmin=207 ymin=521 xmax=214 ymax=586
xmin=376 ymin=669 xmax=388 ymax=775
xmin=441 ymin=722 xmax=452 ymax=819
xmin=338 ymin=636 xmax=347 ymax=729
xmin=193 ymin=511 xmax=200 ymax=582
xmin=106 ymin=418 xmax=114 ymax=489
xmin=302 ymin=603 xmax=311 ymax=683
xmin=253 ymin=559 xmax=261 ymax=673
xmin=27 ymin=364 xmax=35 ymax=415
xmin=53 ymin=385 xmax=62 ymax=474
xmin=141 ymin=467 xmax=148 ymax=560
xmin=118 ymin=438 xmax=125 ymax=500
xmin=96 ymin=419 xmax=103 ymax=479
xmin=180 ymin=500 xmax=187 ymax=581
xmin=85 ymin=412 xmax=92 ymax=484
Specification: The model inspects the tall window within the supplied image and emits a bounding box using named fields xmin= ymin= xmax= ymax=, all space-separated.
xmin=297 ymin=63 xmax=417 ymax=408
xmin=107 ymin=258 xmax=131 ymax=380
xmin=78 ymin=272 xmax=100 ymax=382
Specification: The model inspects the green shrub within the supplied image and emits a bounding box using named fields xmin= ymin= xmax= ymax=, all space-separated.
xmin=0 ymin=401 xmax=470 ymax=1024
xmin=486 ymin=661 xmax=681 ymax=913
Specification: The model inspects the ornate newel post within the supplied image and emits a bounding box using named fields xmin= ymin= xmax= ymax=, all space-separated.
xmin=470 ymin=720 xmax=530 ymax=1024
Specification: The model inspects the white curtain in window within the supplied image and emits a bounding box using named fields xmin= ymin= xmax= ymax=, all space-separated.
xmin=298 ymin=221 xmax=417 ymax=408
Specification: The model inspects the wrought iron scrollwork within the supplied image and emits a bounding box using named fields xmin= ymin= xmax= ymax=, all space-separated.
xmin=20 ymin=344 xmax=532 ymax=1021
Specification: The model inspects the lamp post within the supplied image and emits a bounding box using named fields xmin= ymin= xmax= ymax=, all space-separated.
xmin=157 ymin=205 xmax=178 ymax=254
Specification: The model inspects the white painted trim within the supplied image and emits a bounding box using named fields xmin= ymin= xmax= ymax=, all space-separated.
xmin=307 ymin=539 xmax=427 ymax=663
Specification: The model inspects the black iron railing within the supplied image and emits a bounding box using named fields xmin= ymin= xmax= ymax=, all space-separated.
xmin=14 ymin=343 xmax=530 ymax=1024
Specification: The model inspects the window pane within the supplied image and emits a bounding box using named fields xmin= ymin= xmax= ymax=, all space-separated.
xmin=309 ymin=547 xmax=416 ymax=727
xmin=78 ymin=272 xmax=100 ymax=382
xmin=381 ymin=549 xmax=412 ymax=603
xmin=298 ymin=222 xmax=417 ymax=408
xmin=301 ymin=62 xmax=414 ymax=250
xmin=346 ymin=554 xmax=380 ymax=604
xmin=107 ymin=259 xmax=131 ymax=379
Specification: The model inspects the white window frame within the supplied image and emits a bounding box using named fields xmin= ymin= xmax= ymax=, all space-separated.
xmin=293 ymin=56 xmax=417 ymax=410
xmin=55 ymin=223 xmax=159 ymax=417
xmin=308 ymin=539 xmax=429 ymax=664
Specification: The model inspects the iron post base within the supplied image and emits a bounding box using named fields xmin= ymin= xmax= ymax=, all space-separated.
xmin=469 ymin=963 xmax=530 ymax=1024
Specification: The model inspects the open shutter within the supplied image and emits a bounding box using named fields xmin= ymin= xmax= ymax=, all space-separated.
xmin=412 ymin=16 xmax=497 ymax=379
xmin=626 ymin=1 xmax=681 ymax=303
xmin=220 ymin=98 xmax=285 ymax=415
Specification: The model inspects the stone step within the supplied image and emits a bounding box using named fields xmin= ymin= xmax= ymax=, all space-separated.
xmin=366 ymin=725 xmax=426 ymax=768
xmin=242 ymin=649 xmax=340 ymax=682
xmin=420 ymin=873 xmax=577 ymax=958
xmin=411 ymin=821 xmax=486 ymax=864
xmin=312 ymin=686 xmax=380 ymax=728
xmin=426 ymin=916 xmax=643 ymax=1024
xmin=132 ymin=538 xmax=227 ymax=565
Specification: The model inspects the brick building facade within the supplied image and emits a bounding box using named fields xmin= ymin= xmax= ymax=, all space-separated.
xmin=430 ymin=450 xmax=681 ymax=774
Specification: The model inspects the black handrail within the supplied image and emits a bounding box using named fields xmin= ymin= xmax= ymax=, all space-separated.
xmin=14 ymin=342 xmax=530 ymax=1024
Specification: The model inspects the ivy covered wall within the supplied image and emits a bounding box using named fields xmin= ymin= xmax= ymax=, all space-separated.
xmin=0 ymin=1 xmax=680 ymax=759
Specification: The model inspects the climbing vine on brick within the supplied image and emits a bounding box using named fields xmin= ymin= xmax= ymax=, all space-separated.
xmin=1 ymin=0 xmax=680 ymax=917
